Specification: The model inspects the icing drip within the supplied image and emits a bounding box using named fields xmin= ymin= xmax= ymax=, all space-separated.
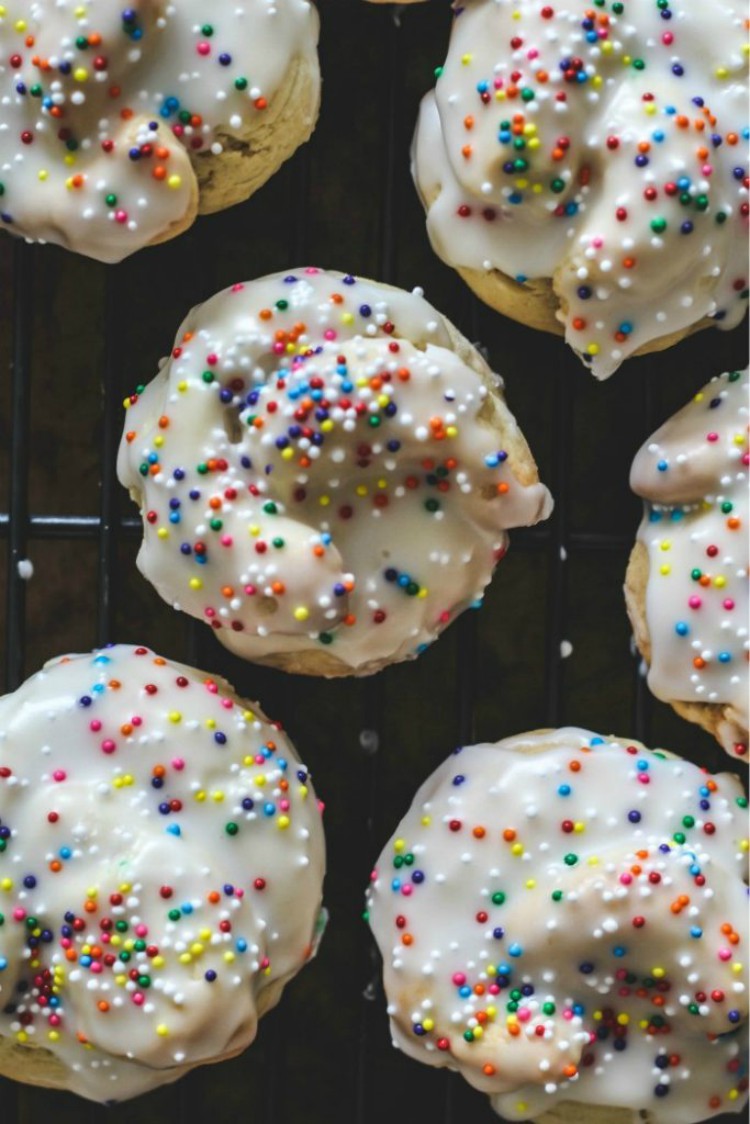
xmin=0 ymin=0 xmax=319 ymax=262
xmin=631 ymin=367 xmax=749 ymax=759
xmin=413 ymin=0 xmax=749 ymax=378
xmin=0 ymin=646 xmax=326 ymax=1102
xmin=366 ymin=728 xmax=749 ymax=1122
xmin=117 ymin=267 xmax=552 ymax=675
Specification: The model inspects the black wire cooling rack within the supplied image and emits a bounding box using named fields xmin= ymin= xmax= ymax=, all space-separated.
xmin=0 ymin=4 xmax=745 ymax=1124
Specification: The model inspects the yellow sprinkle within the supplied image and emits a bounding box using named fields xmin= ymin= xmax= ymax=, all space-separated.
xmin=157 ymin=527 xmax=168 ymax=539
xmin=110 ymin=935 xmax=121 ymax=947
xmin=511 ymin=843 xmax=524 ymax=856
xmin=516 ymin=1106 xmax=528 ymax=1115
xmin=1 ymin=878 xmax=14 ymax=891
xmin=153 ymin=435 xmax=164 ymax=447
xmin=515 ymin=179 xmax=529 ymax=190
xmin=659 ymin=565 xmax=671 ymax=576
xmin=532 ymin=182 xmax=543 ymax=192
xmin=639 ymin=1019 xmax=649 ymax=1029
xmin=156 ymin=1025 xmax=169 ymax=1037
xmin=320 ymin=420 xmax=334 ymax=433
xmin=194 ymin=791 xmax=206 ymax=802
xmin=119 ymin=882 xmax=131 ymax=893
xmin=587 ymin=855 xmax=599 ymax=866
xmin=525 ymin=878 xmax=536 ymax=890
xmin=249 ymin=524 xmax=260 ymax=536
xmin=190 ymin=943 xmax=204 ymax=957
xmin=728 ymin=1090 xmax=738 ymax=1101
xmin=341 ymin=312 xmax=354 ymax=325
xmin=574 ymin=822 xmax=585 ymax=833
xmin=64 ymin=154 xmax=76 ymax=166
xmin=205 ymin=718 xmax=216 ymax=729
xmin=715 ymin=66 xmax=728 ymax=79
xmin=115 ymin=974 xmax=127 ymax=987
xmin=732 ymin=962 xmax=743 ymax=974
xmin=281 ymin=446 xmax=294 ymax=459
xmin=739 ymin=839 xmax=749 ymax=852
xmin=394 ymin=839 xmax=405 ymax=852
xmin=168 ymin=711 xmax=182 ymax=724
xmin=152 ymin=956 xmax=165 ymax=969
xmin=38 ymin=170 xmax=48 ymax=182
xmin=422 ymin=1018 xmax=434 ymax=1032
xmin=167 ymin=175 xmax=182 ymax=189
xmin=177 ymin=380 xmax=187 ymax=392
xmin=592 ymin=75 xmax=603 ymax=89
xmin=659 ymin=540 xmax=671 ymax=551
xmin=622 ymin=55 xmax=632 ymax=65
xmin=714 ymin=576 xmax=726 ymax=588
xmin=224 ymin=951 xmax=235 ymax=963
xmin=617 ymin=1013 xmax=629 ymax=1026
xmin=189 ymin=577 xmax=202 ymax=590
xmin=255 ymin=774 xmax=266 ymax=787
xmin=278 ymin=815 xmax=290 ymax=830
xmin=652 ymin=967 xmax=665 ymax=979
xmin=298 ymin=785 xmax=308 ymax=799
xmin=242 ymin=709 xmax=255 ymax=722
xmin=495 ymin=90 xmax=506 ymax=101
xmin=48 ymin=1031 xmax=60 ymax=1042
xmin=179 ymin=952 xmax=192 ymax=965
xmin=461 ymin=53 xmax=473 ymax=65
xmin=601 ymin=41 xmax=613 ymax=54
xmin=16 ymin=1032 xmax=28 ymax=1044
xmin=587 ymin=343 xmax=600 ymax=356
xmin=487 ymin=965 xmax=497 ymax=977
xmin=694 ymin=392 xmax=705 ymax=403
xmin=446 ymin=426 xmax=458 ymax=438
xmin=644 ymin=103 xmax=656 ymax=115
xmin=293 ymin=607 xmax=309 ymax=622
xmin=593 ymin=1011 xmax=602 ymax=1021
xmin=486 ymin=1006 xmax=496 ymax=1019
xmin=417 ymin=588 xmax=428 ymax=599
xmin=421 ymin=816 xmax=431 ymax=827
xmin=528 ymin=138 xmax=541 ymax=151
xmin=211 ymin=790 xmax=224 ymax=803
xmin=734 ymin=433 xmax=746 ymax=445
xmin=472 ymin=1026 xmax=484 ymax=1039
xmin=356 ymin=485 xmax=368 ymax=497
xmin=319 ymin=495 xmax=330 ymax=506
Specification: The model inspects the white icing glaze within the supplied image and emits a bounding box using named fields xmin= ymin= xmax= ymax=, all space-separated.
xmin=412 ymin=0 xmax=749 ymax=378
xmin=632 ymin=368 xmax=749 ymax=760
xmin=116 ymin=267 xmax=552 ymax=675
xmin=0 ymin=0 xmax=319 ymax=262
xmin=0 ymin=645 xmax=326 ymax=1102
xmin=366 ymin=727 xmax=749 ymax=1122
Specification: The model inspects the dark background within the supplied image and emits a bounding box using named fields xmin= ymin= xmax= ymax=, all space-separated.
xmin=0 ymin=2 xmax=746 ymax=1122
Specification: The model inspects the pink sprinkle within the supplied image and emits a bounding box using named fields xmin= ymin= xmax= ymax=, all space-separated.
xmin=662 ymin=32 xmax=674 ymax=44
xmin=132 ymin=716 xmax=142 ymax=727
xmin=619 ymin=873 xmax=632 ymax=885
xmin=723 ymin=599 xmax=735 ymax=611
xmin=518 ymin=1008 xmax=531 ymax=1022
xmin=689 ymin=596 xmax=702 ymax=609
xmin=452 ymin=973 xmax=466 ymax=986
xmin=101 ymin=739 xmax=116 ymax=754
xmin=279 ymin=799 xmax=290 ymax=812
xmin=305 ymin=267 xmax=320 ymax=275
xmin=592 ymin=237 xmax=604 ymax=249
xmin=12 ymin=908 xmax=25 ymax=921
xmin=197 ymin=41 xmax=211 ymax=55
xmin=206 ymin=681 xmax=218 ymax=694
xmin=260 ymin=956 xmax=270 ymax=968
xmin=204 ymin=607 xmax=216 ymax=618
xmin=115 ymin=210 xmax=128 ymax=224
xmin=489 ymin=983 xmax=500 ymax=995
xmin=702 ymin=164 xmax=713 ymax=176
xmin=135 ymin=924 xmax=148 ymax=937
xmin=231 ymin=283 xmax=244 ymax=293
xmin=244 ymin=585 xmax=257 ymax=596
xmin=53 ymin=770 xmax=66 ymax=782
xmin=718 ymin=948 xmax=732 ymax=961
xmin=132 ymin=993 xmax=145 ymax=1006
xmin=401 ymin=884 xmax=413 ymax=897
xmin=90 ymin=962 xmax=103 ymax=974
xmin=638 ymin=774 xmax=650 ymax=785
xmin=527 ymin=49 xmax=539 ymax=60
xmin=272 ymin=342 xmax=285 ymax=354
xmin=563 ymin=1009 xmax=574 ymax=1021
xmin=90 ymin=720 xmax=102 ymax=732
xmin=206 ymin=353 xmax=218 ymax=366
xmin=235 ymin=887 xmax=244 ymax=898
xmin=220 ymin=535 xmax=233 ymax=547
xmin=172 ymin=757 xmax=185 ymax=770
xmin=221 ymin=697 xmax=233 ymax=709
xmin=323 ymin=329 xmax=337 ymax=341
xmin=49 ymin=1015 xmax=61 ymax=1027
xmin=706 ymin=432 xmax=719 ymax=443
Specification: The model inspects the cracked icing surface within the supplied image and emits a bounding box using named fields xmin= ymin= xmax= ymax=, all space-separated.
xmin=0 ymin=645 xmax=326 ymax=1102
xmin=117 ymin=268 xmax=552 ymax=676
xmin=413 ymin=0 xmax=748 ymax=378
xmin=366 ymin=728 xmax=749 ymax=1122
xmin=629 ymin=368 xmax=749 ymax=759
xmin=0 ymin=0 xmax=319 ymax=262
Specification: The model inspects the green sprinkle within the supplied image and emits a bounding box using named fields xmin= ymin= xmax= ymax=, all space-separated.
xmin=263 ymin=501 xmax=278 ymax=514
xmin=105 ymin=193 xmax=117 ymax=207
xmin=234 ymin=77 xmax=248 ymax=91
xmin=225 ymin=822 xmax=239 ymax=836
xmin=673 ymin=831 xmax=686 ymax=844
xmin=275 ymin=299 xmax=289 ymax=311
xmin=168 ymin=909 xmax=181 ymax=921
xmin=491 ymin=891 xmax=506 ymax=905
xmin=650 ymin=217 xmax=667 ymax=233
xmin=551 ymin=890 xmax=563 ymax=902
xmin=319 ymin=632 xmax=334 ymax=645
xmin=202 ymin=370 xmax=214 ymax=383
xmin=682 ymin=815 xmax=695 ymax=828
xmin=564 ymin=853 xmax=578 ymax=866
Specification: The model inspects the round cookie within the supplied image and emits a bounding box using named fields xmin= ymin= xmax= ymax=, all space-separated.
xmin=117 ymin=267 xmax=553 ymax=677
xmin=625 ymin=368 xmax=748 ymax=761
xmin=366 ymin=727 xmax=749 ymax=1123
xmin=0 ymin=645 xmax=326 ymax=1103
xmin=0 ymin=1 xmax=320 ymax=263
xmin=411 ymin=0 xmax=749 ymax=378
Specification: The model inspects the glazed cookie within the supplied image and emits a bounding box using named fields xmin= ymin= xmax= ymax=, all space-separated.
xmin=0 ymin=645 xmax=326 ymax=1102
xmin=625 ymin=368 xmax=748 ymax=761
xmin=366 ymin=727 xmax=749 ymax=1123
xmin=117 ymin=267 xmax=552 ymax=677
xmin=412 ymin=0 xmax=749 ymax=378
xmin=0 ymin=1 xmax=320 ymax=262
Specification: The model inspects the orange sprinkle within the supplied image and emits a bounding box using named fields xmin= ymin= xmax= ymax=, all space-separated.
xmin=402 ymin=933 xmax=413 ymax=946
xmin=473 ymin=826 xmax=486 ymax=839
xmin=503 ymin=828 xmax=517 ymax=842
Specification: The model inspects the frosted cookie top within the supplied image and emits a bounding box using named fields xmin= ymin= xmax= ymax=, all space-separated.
xmin=117 ymin=267 xmax=552 ymax=677
xmin=413 ymin=0 xmax=749 ymax=378
xmin=0 ymin=645 xmax=326 ymax=1102
xmin=632 ymin=368 xmax=749 ymax=759
xmin=366 ymin=728 xmax=749 ymax=1123
xmin=0 ymin=0 xmax=318 ymax=262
